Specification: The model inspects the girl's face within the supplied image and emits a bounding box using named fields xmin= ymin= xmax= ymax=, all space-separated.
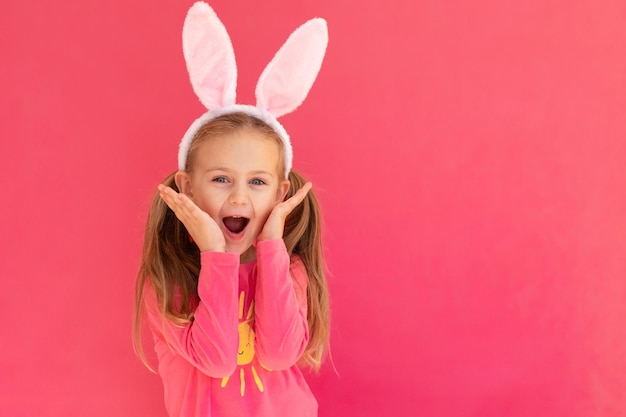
xmin=178 ymin=128 xmax=289 ymax=261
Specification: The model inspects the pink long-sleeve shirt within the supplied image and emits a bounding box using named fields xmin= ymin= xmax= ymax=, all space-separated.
xmin=144 ymin=239 xmax=317 ymax=417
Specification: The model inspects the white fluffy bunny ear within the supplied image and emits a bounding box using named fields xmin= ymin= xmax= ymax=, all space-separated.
xmin=256 ymin=18 xmax=328 ymax=118
xmin=183 ymin=2 xmax=237 ymax=109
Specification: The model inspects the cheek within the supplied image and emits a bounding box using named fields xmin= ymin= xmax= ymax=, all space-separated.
xmin=254 ymin=193 xmax=279 ymax=216
xmin=192 ymin=188 xmax=222 ymax=215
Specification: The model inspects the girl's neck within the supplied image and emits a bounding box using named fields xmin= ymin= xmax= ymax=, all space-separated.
xmin=240 ymin=246 xmax=256 ymax=264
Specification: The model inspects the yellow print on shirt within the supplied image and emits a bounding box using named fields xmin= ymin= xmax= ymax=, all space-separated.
xmin=221 ymin=291 xmax=264 ymax=396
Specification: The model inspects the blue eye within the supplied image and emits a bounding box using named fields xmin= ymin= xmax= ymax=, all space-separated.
xmin=250 ymin=178 xmax=266 ymax=186
xmin=213 ymin=177 xmax=228 ymax=183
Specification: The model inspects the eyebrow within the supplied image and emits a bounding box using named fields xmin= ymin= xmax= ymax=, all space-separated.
xmin=204 ymin=168 xmax=274 ymax=176
xmin=249 ymin=170 xmax=274 ymax=176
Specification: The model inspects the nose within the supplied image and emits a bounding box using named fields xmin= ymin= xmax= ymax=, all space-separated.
xmin=229 ymin=183 xmax=249 ymax=206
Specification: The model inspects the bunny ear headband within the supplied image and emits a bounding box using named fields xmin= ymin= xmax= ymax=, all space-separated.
xmin=178 ymin=1 xmax=328 ymax=176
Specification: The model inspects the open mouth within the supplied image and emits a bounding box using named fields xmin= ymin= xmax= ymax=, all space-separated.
xmin=223 ymin=216 xmax=250 ymax=234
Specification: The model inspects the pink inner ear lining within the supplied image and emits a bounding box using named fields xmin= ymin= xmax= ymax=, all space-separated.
xmin=268 ymin=97 xmax=290 ymax=111
xmin=183 ymin=1 xmax=238 ymax=110
xmin=255 ymin=17 xmax=328 ymax=118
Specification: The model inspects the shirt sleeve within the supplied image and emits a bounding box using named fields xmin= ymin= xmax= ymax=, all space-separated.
xmin=253 ymin=239 xmax=310 ymax=370
xmin=143 ymin=251 xmax=240 ymax=378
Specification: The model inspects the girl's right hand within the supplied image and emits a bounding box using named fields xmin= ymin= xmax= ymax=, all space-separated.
xmin=158 ymin=184 xmax=226 ymax=253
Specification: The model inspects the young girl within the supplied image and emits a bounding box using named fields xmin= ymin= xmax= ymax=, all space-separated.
xmin=134 ymin=3 xmax=329 ymax=416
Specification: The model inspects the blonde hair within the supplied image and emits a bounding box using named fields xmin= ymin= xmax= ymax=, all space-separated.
xmin=133 ymin=112 xmax=330 ymax=370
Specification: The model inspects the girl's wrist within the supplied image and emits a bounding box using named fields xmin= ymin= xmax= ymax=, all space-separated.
xmin=198 ymin=242 xmax=226 ymax=252
xmin=201 ymin=248 xmax=226 ymax=253
xmin=258 ymin=229 xmax=284 ymax=242
xmin=255 ymin=238 xmax=286 ymax=252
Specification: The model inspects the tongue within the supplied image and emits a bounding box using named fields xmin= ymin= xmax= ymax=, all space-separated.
xmin=223 ymin=217 xmax=247 ymax=234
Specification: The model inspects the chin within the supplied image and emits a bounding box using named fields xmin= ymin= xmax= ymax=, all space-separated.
xmin=222 ymin=224 xmax=262 ymax=260
xmin=226 ymin=240 xmax=255 ymax=256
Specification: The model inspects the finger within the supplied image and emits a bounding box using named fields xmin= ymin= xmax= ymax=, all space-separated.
xmin=157 ymin=185 xmax=179 ymax=209
xmin=288 ymin=181 xmax=312 ymax=204
xmin=158 ymin=185 xmax=186 ymax=213
xmin=277 ymin=182 xmax=312 ymax=215
xmin=158 ymin=185 xmax=200 ymax=221
xmin=158 ymin=184 xmax=181 ymax=202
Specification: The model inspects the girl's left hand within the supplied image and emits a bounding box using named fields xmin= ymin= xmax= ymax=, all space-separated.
xmin=258 ymin=182 xmax=313 ymax=241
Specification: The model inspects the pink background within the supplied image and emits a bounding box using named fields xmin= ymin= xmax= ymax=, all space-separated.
xmin=2 ymin=0 xmax=626 ymax=416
